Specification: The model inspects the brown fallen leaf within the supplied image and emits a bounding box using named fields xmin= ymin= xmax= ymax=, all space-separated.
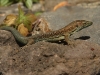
xmin=3 ymin=14 xmax=17 ymax=26
xmin=32 ymin=18 xmax=51 ymax=35
xmin=53 ymin=1 xmax=70 ymax=11
xmin=25 ymin=13 xmax=37 ymax=31
xmin=18 ymin=23 xmax=29 ymax=36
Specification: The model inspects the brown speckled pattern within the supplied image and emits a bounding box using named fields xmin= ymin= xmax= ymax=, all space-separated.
xmin=29 ymin=20 xmax=92 ymax=43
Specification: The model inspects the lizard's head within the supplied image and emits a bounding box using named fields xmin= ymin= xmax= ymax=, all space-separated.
xmin=75 ymin=20 xmax=93 ymax=31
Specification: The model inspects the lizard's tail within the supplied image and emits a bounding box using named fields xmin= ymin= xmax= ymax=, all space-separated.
xmin=0 ymin=26 xmax=28 ymax=45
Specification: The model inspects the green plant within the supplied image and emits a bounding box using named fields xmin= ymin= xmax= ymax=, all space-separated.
xmin=15 ymin=6 xmax=34 ymax=31
xmin=0 ymin=0 xmax=39 ymax=9
xmin=0 ymin=0 xmax=12 ymax=6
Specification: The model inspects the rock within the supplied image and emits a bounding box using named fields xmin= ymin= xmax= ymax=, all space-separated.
xmin=0 ymin=40 xmax=100 ymax=75
xmin=40 ymin=6 xmax=100 ymax=44
xmin=0 ymin=30 xmax=19 ymax=47
xmin=44 ymin=0 xmax=100 ymax=11
xmin=0 ymin=45 xmax=17 ymax=75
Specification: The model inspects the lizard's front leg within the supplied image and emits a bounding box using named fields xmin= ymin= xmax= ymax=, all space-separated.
xmin=64 ymin=33 xmax=75 ymax=45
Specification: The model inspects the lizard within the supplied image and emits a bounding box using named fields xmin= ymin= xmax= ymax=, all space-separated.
xmin=0 ymin=20 xmax=93 ymax=45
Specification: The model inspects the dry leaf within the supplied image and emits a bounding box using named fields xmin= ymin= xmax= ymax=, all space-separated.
xmin=25 ymin=13 xmax=37 ymax=31
xmin=53 ymin=1 xmax=70 ymax=11
xmin=18 ymin=23 xmax=29 ymax=36
xmin=26 ymin=13 xmax=37 ymax=23
xmin=32 ymin=18 xmax=51 ymax=35
xmin=3 ymin=14 xmax=17 ymax=26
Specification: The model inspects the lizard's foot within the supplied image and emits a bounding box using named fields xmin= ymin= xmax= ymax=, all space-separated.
xmin=66 ymin=40 xmax=77 ymax=47
xmin=64 ymin=34 xmax=76 ymax=46
xmin=22 ymin=39 xmax=35 ymax=48
xmin=27 ymin=39 xmax=35 ymax=45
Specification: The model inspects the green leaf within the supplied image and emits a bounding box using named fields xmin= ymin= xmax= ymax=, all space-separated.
xmin=16 ymin=6 xmax=25 ymax=24
xmin=23 ymin=18 xmax=32 ymax=31
xmin=16 ymin=6 xmax=32 ymax=31
xmin=25 ymin=0 xmax=33 ymax=9
xmin=34 ymin=11 xmax=42 ymax=16
xmin=0 ymin=0 xmax=9 ymax=6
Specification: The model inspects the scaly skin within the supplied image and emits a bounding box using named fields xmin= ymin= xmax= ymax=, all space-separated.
xmin=28 ymin=20 xmax=93 ymax=44
xmin=0 ymin=20 xmax=93 ymax=45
